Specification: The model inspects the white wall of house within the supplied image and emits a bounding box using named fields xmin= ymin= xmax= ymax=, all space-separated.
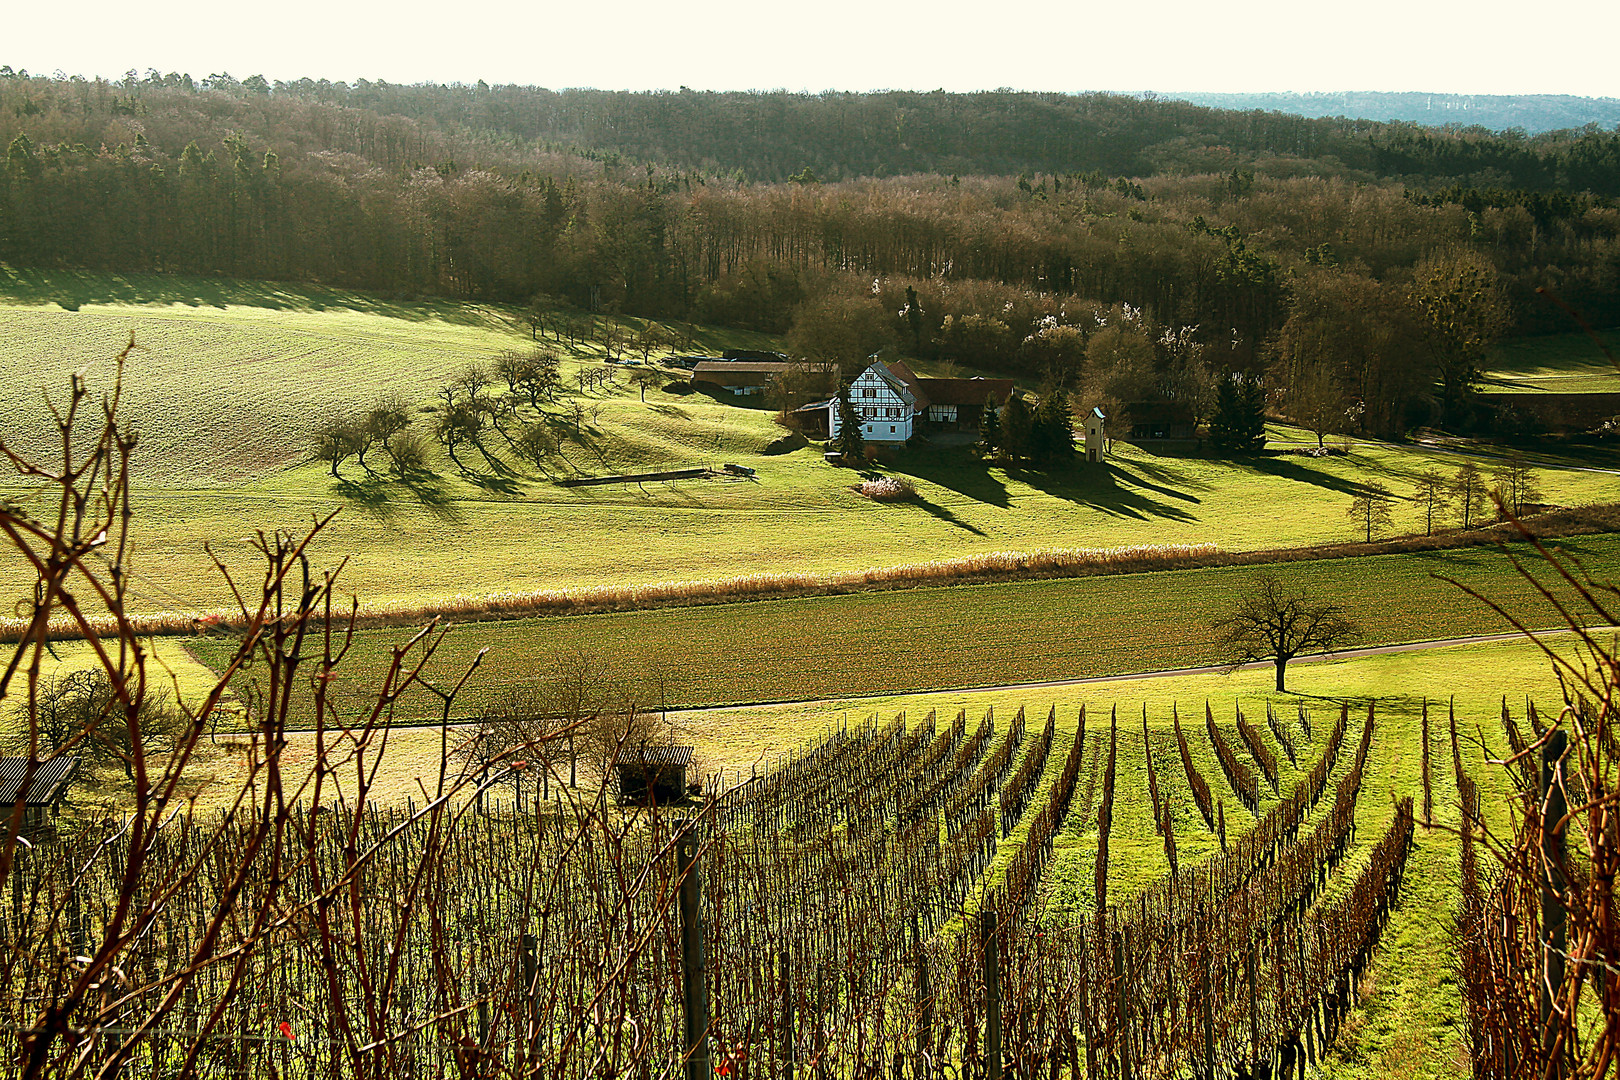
xmin=828 ymin=365 xmax=916 ymax=443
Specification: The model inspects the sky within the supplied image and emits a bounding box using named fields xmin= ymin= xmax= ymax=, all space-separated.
xmin=7 ymin=0 xmax=1619 ymax=99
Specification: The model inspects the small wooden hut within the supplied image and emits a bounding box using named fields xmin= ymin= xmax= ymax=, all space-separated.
xmin=0 ymin=756 xmax=80 ymax=836
xmin=613 ymin=745 xmax=696 ymax=806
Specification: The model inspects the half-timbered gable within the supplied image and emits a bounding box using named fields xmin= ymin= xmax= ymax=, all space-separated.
xmin=828 ymin=361 xmax=923 ymax=443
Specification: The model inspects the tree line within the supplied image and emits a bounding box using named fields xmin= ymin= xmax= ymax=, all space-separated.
xmin=2 ymin=69 xmax=1618 ymax=438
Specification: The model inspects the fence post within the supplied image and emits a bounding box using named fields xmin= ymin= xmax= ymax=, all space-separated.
xmin=1541 ymin=728 xmax=1569 ymax=1078
xmin=982 ymin=909 xmax=1000 ymax=1080
xmin=677 ymin=828 xmax=710 ymax=1080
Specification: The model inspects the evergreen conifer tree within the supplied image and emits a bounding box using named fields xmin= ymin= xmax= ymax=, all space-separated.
xmin=977 ymin=393 xmax=1002 ymax=456
xmin=1033 ymin=387 xmax=1075 ymax=465
xmin=834 ymin=388 xmax=865 ymax=463
xmin=1001 ymin=393 xmax=1034 ymax=462
xmin=1208 ymin=372 xmax=1266 ymax=453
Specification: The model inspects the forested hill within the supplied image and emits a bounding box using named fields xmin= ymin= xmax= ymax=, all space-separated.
xmin=1169 ymin=92 xmax=1620 ymax=138
xmin=3 ymin=68 xmax=1618 ymax=439
xmin=6 ymin=69 xmax=1620 ymax=192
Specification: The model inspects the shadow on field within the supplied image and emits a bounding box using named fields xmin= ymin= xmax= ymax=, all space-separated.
xmin=1018 ymin=465 xmax=1200 ymax=523
xmin=333 ymin=473 xmax=466 ymax=524
xmin=1235 ymin=455 xmax=1383 ymax=497
xmin=891 ymin=452 xmax=1011 ymax=509
xmin=0 ymin=268 xmax=508 ymax=329
xmin=912 ymin=496 xmax=988 ymax=535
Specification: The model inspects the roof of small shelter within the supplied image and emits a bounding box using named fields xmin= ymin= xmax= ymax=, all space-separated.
xmin=693 ymin=361 xmax=795 ymax=381
xmin=0 ymin=757 xmax=80 ymax=807
xmin=614 ymin=746 xmax=695 ymax=769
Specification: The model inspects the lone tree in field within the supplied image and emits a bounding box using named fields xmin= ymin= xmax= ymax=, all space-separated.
xmin=1212 ymin=575 xmax=1362 ymax=691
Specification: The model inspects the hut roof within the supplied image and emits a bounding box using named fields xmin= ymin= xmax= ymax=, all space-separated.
xmin=615 ymin=745 xmax=695 ymax=768
xmin=0 ymin=756 xmax=80 ymax=807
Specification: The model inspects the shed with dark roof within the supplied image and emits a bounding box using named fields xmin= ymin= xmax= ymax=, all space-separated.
xmin=0 ymin=756 xmax=80 ymax=834
xmin=613 ymin=745 xmax=696 ymax=806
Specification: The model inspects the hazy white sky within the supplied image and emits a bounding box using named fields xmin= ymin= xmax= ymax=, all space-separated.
xmin=7 ymin=0 xmax=1619 ymax=98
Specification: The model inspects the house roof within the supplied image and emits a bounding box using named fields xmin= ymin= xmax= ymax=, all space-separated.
xmin=0 ymin=756 xmax=80 ymax=807
xmin=860 ymin=361 xmax=925 ymax=410
xmin=917 ymin=377 xmax=1016 ymax=407
xmin=614 ymin=745 xmax=695 ymax=768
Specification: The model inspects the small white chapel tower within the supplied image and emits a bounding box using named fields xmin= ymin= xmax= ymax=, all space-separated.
xmin=1084 ymin=407 xmax=1107 ymax=463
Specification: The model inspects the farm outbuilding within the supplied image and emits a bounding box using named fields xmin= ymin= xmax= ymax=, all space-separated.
xmin=0 ymin=756 xmax=80 ymax=835
xmin=614 ymin=745 xmax=696 ymax=806
xmin=692 ymin=361 xmax=794 ymax=396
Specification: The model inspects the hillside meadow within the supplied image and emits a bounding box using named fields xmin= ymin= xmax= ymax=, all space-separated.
xmin=1 ymin=275 xmax=1616 ymax=620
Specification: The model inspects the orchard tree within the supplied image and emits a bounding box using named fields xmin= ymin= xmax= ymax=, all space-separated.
xmin=1454 ymin=461 xmax=1489 ymax=528
xmin=1347 ymin=482 xmax=1395 ymax=541
xmin=1412 ymin=469 xmax=1451 ymax=535
xmin=312 ymin=414 xmax=366 ymax=477
xmin=1491 ymin=454 xmax=1542 ymax=516
xmin=1212 ymin=575 xmax=1362 ymax=692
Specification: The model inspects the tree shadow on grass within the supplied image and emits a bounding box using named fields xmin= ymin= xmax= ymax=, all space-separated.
xmin=334 ymin=472 xmax=469 ymax=524
xmin=911 ymin=496 xmax=989 ymax=536
xmin=1233 ymin=455 xmax=1384 ymax=497
xmin=0 ymin=267 xmax=513 ymax=329
xmin=1016 ymin=464 xmax=1201 ymax=523
xmin=891 ymin=450 xmax=1012 ymax=509
xmin=1107 ymin=461 xmax=1204 ymax=505
xmin=463 ymin=470 xmax=525 ymax=496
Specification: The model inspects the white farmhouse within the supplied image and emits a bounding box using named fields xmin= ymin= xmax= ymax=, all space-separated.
xmin=828 ymin=361 xmax=919 ymax=444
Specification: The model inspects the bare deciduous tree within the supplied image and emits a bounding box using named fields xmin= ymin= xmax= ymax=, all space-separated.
xmin=1211 ymin=574 xmax=1362 ymax=691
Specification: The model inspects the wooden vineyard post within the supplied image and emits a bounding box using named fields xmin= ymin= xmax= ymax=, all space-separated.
xmin=1114 ymin=929 xmax=1132 ymax=1080
xmin=1541 ymin=729 xmax=1568 ymax=1078
xmin=677 ymin=829 xmax=711 ymax=1080
xmin=982 ymin=909 xmax=1001 ymax=1080
xmin=520 ymin=931 xmax=539 ymax=1063
xmin=780 ymin=948 xmax=794 ymax=1077
xmin=1247 ymin=942 xmax=1261 ymax=1079
xmin=1199 ymin=915 xmax=1216 ymax=1080
xmin=914 ymin=914 xmax=932 ymax=1077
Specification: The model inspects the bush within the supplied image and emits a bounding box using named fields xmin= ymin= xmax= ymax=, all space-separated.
xmin=856 ymin=476 xmax=918 ymax=502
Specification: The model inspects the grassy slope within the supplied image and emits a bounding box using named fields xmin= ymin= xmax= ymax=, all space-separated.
xmin=2 ymin=275 xmax=1617 ymax=615
xmin=1481 ymin=327 xmax=1620 ymax=394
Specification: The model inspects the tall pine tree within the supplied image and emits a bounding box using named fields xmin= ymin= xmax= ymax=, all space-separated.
xmin=1208 ymin=373 xmax=1266 ymax=453
xmin=834 ymin=387 xmax=865 ymax=463
xmin=977 ymin=393 xmax=1002 ymax=456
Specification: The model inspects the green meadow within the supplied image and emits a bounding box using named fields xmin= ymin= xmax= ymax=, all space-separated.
xmin=1 ymin=274 xmax=1616 ymax=619
xmin=185 ymin=531 xmax=1620 ymax=721
xmin=1481 ymin=325 xmax=1620 ymax=394
xmin=5 ymin=273 xmax=1615 ymax=1079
